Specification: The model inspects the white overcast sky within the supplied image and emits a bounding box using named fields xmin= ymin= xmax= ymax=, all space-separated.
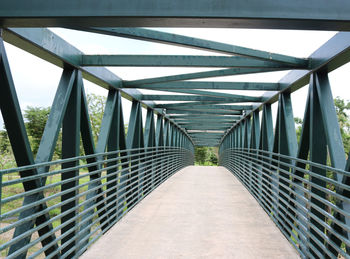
xmin=1 ymin=28 xmax=349 ymax=130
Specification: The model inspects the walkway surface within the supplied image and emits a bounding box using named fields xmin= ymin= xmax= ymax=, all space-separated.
xmin=81 ymin=166 xmax=299 ymax=259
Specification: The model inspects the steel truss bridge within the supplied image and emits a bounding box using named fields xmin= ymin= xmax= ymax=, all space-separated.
xmin=1 ymin=1 xmax=350 ymax=258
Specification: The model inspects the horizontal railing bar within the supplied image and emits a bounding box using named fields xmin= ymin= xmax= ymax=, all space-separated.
xmin=221 ymin=148 xmax=350 ymax=258
xmin=1 ymin=149 xmax=192 ymax=257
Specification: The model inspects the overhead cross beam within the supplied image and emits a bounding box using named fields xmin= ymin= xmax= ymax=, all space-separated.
xmin=124 ymin=67 xmax=289 ymax=86
xmin=140 ymin=94 xmax=264 ymax=102
xmin=125 ymin=81 xmax=280 ymax=91
xmin=0 ymin=28 xmax=193 ymax=142
xmin=156 ymin=103 xmax=253 ymax=110
xmin=77 ymin=28 xmax=308 ymax=65
xmin=1 ymin=1 xmax=350 ymax=30
xmin=165 ymin=109 xmax=242 ymax=115
xmin=170 ymin=115 xmax=241 ymax=120
xmin=81 ymin=55 xmax=307 ymax=69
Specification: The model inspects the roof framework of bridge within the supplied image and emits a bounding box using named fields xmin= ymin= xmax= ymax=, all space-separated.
xmin=1 ymin=0 xmax=350 ymax=147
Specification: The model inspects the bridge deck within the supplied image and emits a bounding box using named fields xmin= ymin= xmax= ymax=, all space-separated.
xmin=81 ymin=166 xmax=299 ymax=258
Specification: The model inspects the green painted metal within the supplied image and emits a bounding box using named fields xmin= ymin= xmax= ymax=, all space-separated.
xmin=163 ymin=119 xmax=170 ymax=147
xmin=61 ymin=70 xmax=82 ymax=257
xmin=125 ymin=67 xmax=288 ymax=87
xmin=219 ymin=64 xmax=350 ymax=258
xmin=0 ymin=38 xmax=59 ymax=259
xmin=0 ymin=147 xmax=194 ymax=258
xmin=1 ymin=2 xmax=350 ymax=29
xmin=166 ymin=109 xmax=241 ymax=115
xmin=1 ymin=28 xmax=191 ymax=142
xmin=156 ymin=101 xmax=252 ymax=109
xmin=144 ymin=108 xmax=156 ymax=193
xmin=77 ymin=28 xmax=309 ymax=65
xmin=81 ymin=55 xmax=305 ymax=68
xmin=313 ymin=72 xmax=349 ymax=256
xmin=141 ymin=94 xmax=264 ymax=102
xmin=126 ymin=101 xmax=144 ymax=207
xmin=157 ymin=103 xmax=252 ymax=110
xmin=151 ymin=88 xmax=262 ymax=101
xmin=155 ymin=114 xmax=164 ymax=147
xmin=131 ymin=81 xmax=279 ymax=91
xmin=2 ymin=4 xmax=350 ymax=258
xmin=272 ymin=92 xmax=298 ymax=239
xmin=8 ymin=68 xmax=77 ymax=258
xmin=170 ymin=115 xmax=241 ymax=120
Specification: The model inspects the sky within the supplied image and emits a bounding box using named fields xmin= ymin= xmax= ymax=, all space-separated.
xmin=1 ymin=27 xmax=349 ymax=134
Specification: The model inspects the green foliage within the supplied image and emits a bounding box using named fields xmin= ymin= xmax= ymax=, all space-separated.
xmin=195 ymin=147 xmax=207 ymax=164
xmin=334 ymin=96 xmax=350 ymax=155
xmin=195 ymin=146 xmax=218 ymax=166
xmin=294 ymin=97 xmax=350 ymax=157
xmin=294 ymin=117 xmax=303 ymax=144
xmin=87 ymin=93 xmax=106 ymax=143
xmin=24 ymin=106 xmax=51 ymax=155
xmin=0 ymin=130 xmax=10 ymax=153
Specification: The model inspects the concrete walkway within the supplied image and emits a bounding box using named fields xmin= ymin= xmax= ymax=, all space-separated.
xmin=81 ymin=166 xmax=299 ymax=259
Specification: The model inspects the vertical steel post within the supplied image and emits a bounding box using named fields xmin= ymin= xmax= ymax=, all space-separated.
xmin=61 ymin=70 xmax=82 ymax=257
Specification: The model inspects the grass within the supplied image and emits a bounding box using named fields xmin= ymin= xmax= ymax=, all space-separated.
xmin=0 ymin=168 xmax=108 ymax=258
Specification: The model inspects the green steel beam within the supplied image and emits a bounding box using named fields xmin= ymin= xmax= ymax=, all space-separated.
xmin=141 ymin=94 xmax=264 ymax=102
xmin=185 ymin=126 xmax=228 ymax=130
xmin=0 ymin=38 xmax=60 ymax=259
xmin=187 ymin=129 xmax=225 ymax=134
xmin=156 ymin=103 xmax=253 ymax=110
xmin=194 ymin=140 xmax=220 ymax=143
xmin=155 ymin=114 xmax=164 ymax=146
xmin=166 ymin=110 xmax=241 ymax=115
xmin=2 ymin=28 xmax=193 ymax=142
xmin=149 ymin=88 xmax=263 ymax=100
xmin=81 ymin=55 xmax=305 ymax=68
xmin=192 ymin=139 xmax=222 ymax=142
xmin=77 ymin=28 xmax=308 ymax=65
xmin=144 ymin=108 xmax=156 ymax=148
xmin=193 ymin=137 xmax=220 ymax=140
xmin=126 ymin=100 xmax=144 ymax=207
xmin=313 ymin=71 xmax=349 ymax=255
xmin=145 ymin=88 xmax=265 ymax=100
xmin=165 ymin=105 xmax=245 ymax=112
xmin=127 ymin=81 xmax=280 ymax=91
xmin=170 ymin=115 xmax=241 ymax=120
xmin=175 ymin=120 xmax=236 ymax=125
xmin=156 ymin=101 xmax=253 ymax=109
xmin=191 ymin=139 xmax=222 ymax=142
xmin=190 ymin=133 xmax=223 ymax=137
xmin=61 ymin=70 xmax=82 ymax=257
xmin=221 ymin=32 xmax=350 ymax=143
xmin=179 ymin=121 xmax=233 ymax=125
xmin=125 ymin=67 xmax=288 ymax=86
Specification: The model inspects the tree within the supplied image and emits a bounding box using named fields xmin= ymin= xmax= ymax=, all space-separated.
xmin=24 ymin=106 xmax=51 ymax=155
xmin=209 ymin=151 xmax=218 ymax=165
xmin=0 ymin=129 xmax=10 ymax=153
xmin=195 ymin=147 xmax=207 ymax=165
xmin=87 ymin=93 xmax=106 ymax=143
xmin=334 ymin=97 xmax=350 ymax=155
xmin=294 ymin=97 xmax=350 ymax=156
xmin=294 ymin=117 xmax=303 ymax=144
xmin=194 ymin=146 xmax=218 ymax=165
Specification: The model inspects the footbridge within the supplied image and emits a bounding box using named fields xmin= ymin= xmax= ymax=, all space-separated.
xmin=1 ymin=1 xmax=350 ymax=258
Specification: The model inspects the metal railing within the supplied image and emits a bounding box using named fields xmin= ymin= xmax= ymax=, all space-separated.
xmin=220 ymin=148 xmax=350 ymax=259
xmin=0 ymin=146 xmax=193 ymax=258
